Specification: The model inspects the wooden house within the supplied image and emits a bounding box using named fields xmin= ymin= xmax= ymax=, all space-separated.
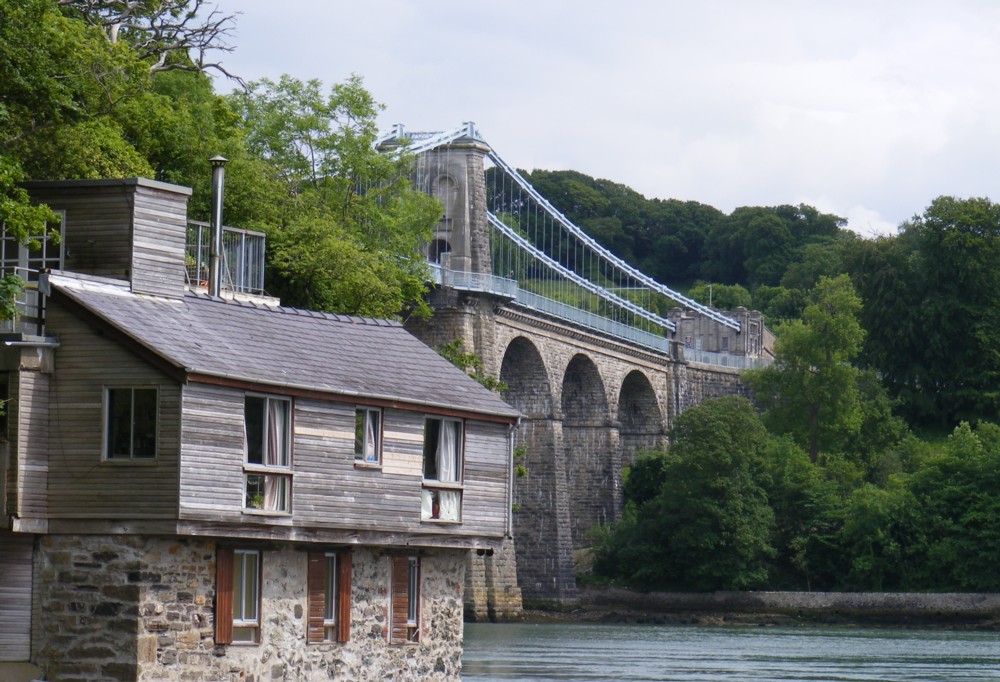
xmin=0 ymin=178 xmax=519 ymax=681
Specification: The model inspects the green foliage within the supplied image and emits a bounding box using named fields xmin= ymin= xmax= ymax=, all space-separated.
xmin=845 ymin=196 xmax=1000 ymax=428
xmin=594 ymin=396 xmax=775 ymax=591
xmin=229 ymin=75 xmax=441 ymax=317
xmin=0 ymin=273 xmax=24 ymax=322
xmin=745 ymin=275 xmax=865 ymax=461
xmin=435 ymin=339 xmax=507 ymax=394
xmin=687 ymin=281 xmax=752 ymax=310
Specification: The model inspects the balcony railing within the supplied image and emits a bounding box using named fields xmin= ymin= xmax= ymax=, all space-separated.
xmin=186 ymin=222 xmax=266 ymax=295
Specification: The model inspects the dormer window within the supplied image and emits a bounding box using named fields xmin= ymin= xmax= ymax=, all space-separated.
xmin=243 ymin=395 xmax=291 ymax=513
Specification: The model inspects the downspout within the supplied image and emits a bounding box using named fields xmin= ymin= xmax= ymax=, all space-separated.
xmin=208 ymin=155 xmax=228 ymax=297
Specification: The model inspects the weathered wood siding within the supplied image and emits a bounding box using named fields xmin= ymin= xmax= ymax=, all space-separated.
xmin=177 ymin=383 xmax=245 ymax=519
xmin=178 ymin=387 xmax=512 ymax=540
xmin=25 ymin=179 xmax=190 ymax=297
xmin=0 ymin=535 xmax=32 ymax=661
xmin=460 ymin=421 xmax=511 ymax=532
xmin=12 ymin=370 xmax=49 ymax=519
xmin=130 ymin=183 xmax=189 ymax=298
xmin=43 ymin=299 xmax=181 ymax=519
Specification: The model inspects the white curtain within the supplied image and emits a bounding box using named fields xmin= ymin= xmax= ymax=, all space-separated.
xmin=439 ymin=490 xmax=460 ymax=521
xmin=436 ymin=421 xmax=457 ymax=483
xmin=421 ymin=489 xmax=434 ymax=519
xmin=365 ymin=411 xmax=377 ymax=461
xmin=264 ymin=399 xmax=287 ymax=510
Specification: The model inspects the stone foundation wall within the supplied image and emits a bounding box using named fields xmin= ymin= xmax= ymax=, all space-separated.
xmin=32 ymin=535 xmax=468 ymax=681
xmin=581 ymin=586 xmax=1000 ymax=618
xmin=464 ymin=538 xmax=523 ymax=622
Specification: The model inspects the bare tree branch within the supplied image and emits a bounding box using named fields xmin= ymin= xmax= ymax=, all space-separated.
xmin=57 ymin=0 xmax=244 ymax=85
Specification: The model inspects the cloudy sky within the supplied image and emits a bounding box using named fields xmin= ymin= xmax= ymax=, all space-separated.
xmin=215 ymin=1 xmax=1000 ymax=236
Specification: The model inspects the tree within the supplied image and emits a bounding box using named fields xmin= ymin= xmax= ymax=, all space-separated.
xmin=57 ymin=0 xmax=240 ymax=78
xmin=902 ymin=422 xmax=1000 ymax=591
xmin=687 ymin=281 xmax=752 ymax=310
xmin=0 ymin=0 xmax=150 ymax=238
xmin=594 ymin=396 xmax=774 ymax=591
xmin=846 ymin=197 xmax=1000 ymax=427
xmin=229 ymin=75 xmax=442 ymax=317
xmin=744 ymin=275 xmax=865 ymax=462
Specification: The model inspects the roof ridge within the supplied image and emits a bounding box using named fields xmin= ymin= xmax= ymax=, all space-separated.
xmin=184 ymin=290 xmax=402 ymax=327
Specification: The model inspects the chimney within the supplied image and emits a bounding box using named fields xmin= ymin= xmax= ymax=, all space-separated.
xmin=208 ymin=155 xmax=228 ymax=297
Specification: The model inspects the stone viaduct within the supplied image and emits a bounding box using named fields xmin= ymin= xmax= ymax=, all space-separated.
xmin=401 ymin=135 xmax=765 ymax=611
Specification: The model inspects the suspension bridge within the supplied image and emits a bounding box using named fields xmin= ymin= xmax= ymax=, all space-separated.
xmin=380 ymin=122 xmax=772 ymax=608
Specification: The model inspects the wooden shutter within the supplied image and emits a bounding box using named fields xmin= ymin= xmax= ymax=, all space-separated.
xmin=306 ymin=552 xmax=326 ymax=643
xmin=390 ymin=556 xmax=410 ymax=643
xmin=215 ymin=547 xmax=233 ymax=645
xmin=336 ymin=551 xmax=352 ymax=643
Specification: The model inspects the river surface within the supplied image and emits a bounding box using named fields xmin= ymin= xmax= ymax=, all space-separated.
xmin=462 ymin=622 xmax=1000 ymax=681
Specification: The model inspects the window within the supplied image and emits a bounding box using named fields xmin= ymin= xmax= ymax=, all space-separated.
xmin=354 ymin=407 xmax=382 ymax=464
xmin=721 ymin=336 xmax=730 ymax=352
xmin=390 ymin=555 xmax=419 ymax=644
xmin=104 ymin=387 xmax=158 ymax=459
xmin=215 ymin=548 xmax=261 ymax=645
xmin=307 ymin=551 xmax=352 ymax=643
xmin=421 ymin=418 xmax=463 ymax=522
xmin=244 ymin=395 xmax=291 ymax=513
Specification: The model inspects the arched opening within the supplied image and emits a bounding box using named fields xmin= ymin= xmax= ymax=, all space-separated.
xmin=500 ymin=338 xmax=574 ymax=599
xmin=617 ymin=370 xmax=664 ymax=469
xmin=427 ymin=238 xmax=451 ymax=264
xmin=560 ymin=354 xmax=613 ymax=548
xmin=500 ymin=337 xmax=552 ymax=418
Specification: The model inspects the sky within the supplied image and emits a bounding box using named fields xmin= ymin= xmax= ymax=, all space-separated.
xmin=213 ymin=1 xmax=1000 ymax=237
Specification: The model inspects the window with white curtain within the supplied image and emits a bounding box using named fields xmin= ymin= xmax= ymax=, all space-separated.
xmin=243 ymin=394 xmax=291 ymax=513
xmin=421 ymin=417 xmax=463 ymax=522
xmin=354 ymin=407 xmax=382 ymax=464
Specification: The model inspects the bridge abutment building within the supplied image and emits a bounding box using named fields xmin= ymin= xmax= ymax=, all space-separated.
xmin=402 ymin=132 xmax=761 ymax=611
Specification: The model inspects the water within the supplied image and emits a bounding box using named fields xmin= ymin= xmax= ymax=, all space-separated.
xmin=462 ymin=622 xmax=1000 ymax=681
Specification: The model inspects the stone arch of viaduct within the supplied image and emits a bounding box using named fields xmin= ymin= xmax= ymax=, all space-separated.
xmin=492 ymin=309 xmax=673 ymax=601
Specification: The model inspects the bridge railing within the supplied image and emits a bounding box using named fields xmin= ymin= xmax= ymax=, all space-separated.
xmin=427 ymin=263 xmax=518 ymax=299
xmin=681 ymin=347 xmax=771 ymax=370
xmin=514 ymin=290 xmax=671 ymax=354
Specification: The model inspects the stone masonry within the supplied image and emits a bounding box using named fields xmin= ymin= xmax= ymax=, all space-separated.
xmin=32 ymin=535 xmax=468 ymax=681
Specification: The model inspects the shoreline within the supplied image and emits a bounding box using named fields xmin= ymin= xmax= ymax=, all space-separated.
xmin=497 ymin=588 xmax=1000 ymax=631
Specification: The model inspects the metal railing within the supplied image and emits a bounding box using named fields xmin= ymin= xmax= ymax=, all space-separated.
xmin=681 ymin=347 xmax=771 ymax=369
xmin=186 ymin=222 xmax=266 ymax=295
xmin=426 ymin=263 xmax=518 ymax=299
xmin=515 ymin=290 xmax=672 ymax=354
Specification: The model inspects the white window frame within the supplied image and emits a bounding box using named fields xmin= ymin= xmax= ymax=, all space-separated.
xmin=421 ymin=417 xmax=463 ymax=522
xmin=354 ymin=407 xmax=382 ymax=465
xmin=232 ymin=549 xmax=260 ymax=644
xmin=243 ymin=394 xmax=292 ymax=514
xmin=323 ymin=553 xmax=338 ymax=641
xmin=103 ymin=386 xmax=159 ymax=460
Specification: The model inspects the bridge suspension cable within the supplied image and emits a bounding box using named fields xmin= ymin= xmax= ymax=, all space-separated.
xmin=378 ymin=122 xmax=742 ymax=348
xmin=484 ymin=148 xmax=740 ymax=332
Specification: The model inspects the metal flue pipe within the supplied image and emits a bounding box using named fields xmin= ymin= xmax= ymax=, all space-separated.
xmin=208 ymin=155 xmax=228 ymax=297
